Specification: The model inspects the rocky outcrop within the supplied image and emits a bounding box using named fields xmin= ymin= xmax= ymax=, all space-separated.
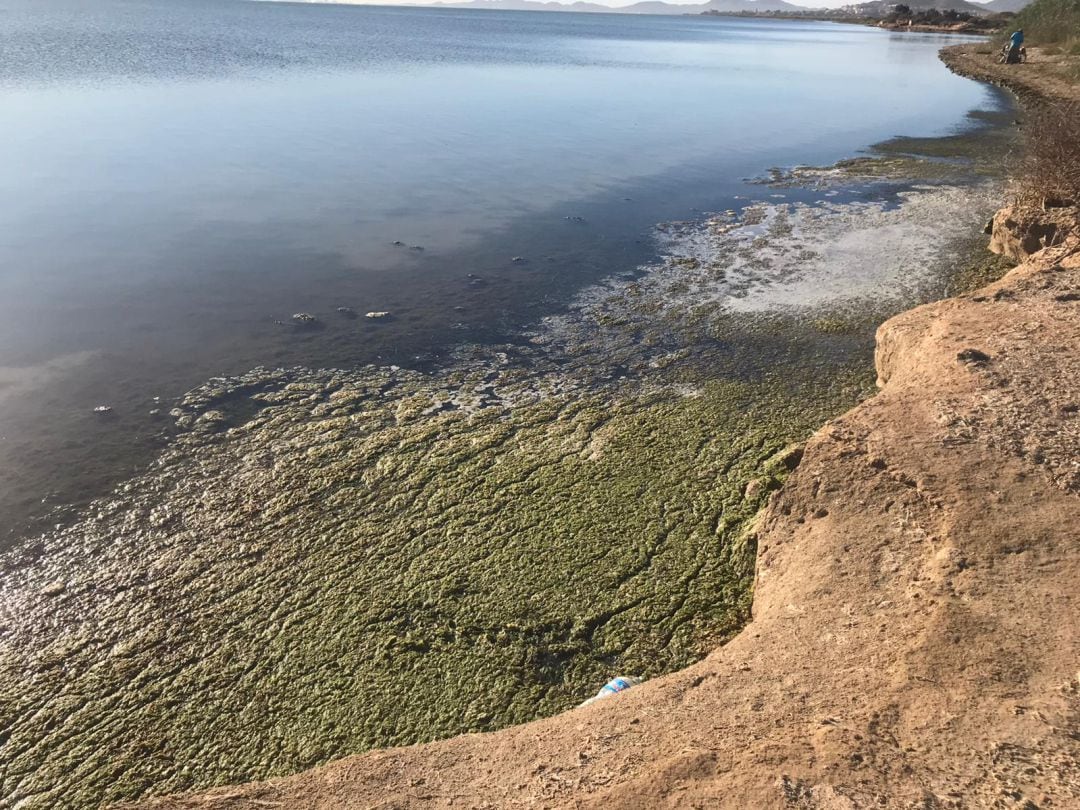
xmin=988 ymin=205 xmax=1063 ymax=261
xmin=125 ymin=235 xmax=1080 ymax=809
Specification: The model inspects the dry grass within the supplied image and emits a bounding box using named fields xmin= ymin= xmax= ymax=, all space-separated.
xmin=1013 ymin=101 xmax=1080 ymax=225
xmin=1005 ymin=0 xmax=1080 ymax=48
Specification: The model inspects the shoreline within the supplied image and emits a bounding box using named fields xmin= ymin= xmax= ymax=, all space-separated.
xmin=1 ymin=175 xmax=998 ymax=809
xmin=112 ymin=47 xmax=1080 ymax=810
xmin=0 ymin=47 xmax=1036 ymax=810
xmin=941 ymin=43 xmax=1080 ymax=104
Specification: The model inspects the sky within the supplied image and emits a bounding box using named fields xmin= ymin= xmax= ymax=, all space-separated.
xmin=281 ymin=0 xmax=855 ymax=9
xmin=280 ymin=0 xmax=996 ymax=11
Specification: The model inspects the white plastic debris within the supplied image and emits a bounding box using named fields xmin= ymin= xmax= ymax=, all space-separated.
xmin=579 ymin=676 xmax=643 ymax=707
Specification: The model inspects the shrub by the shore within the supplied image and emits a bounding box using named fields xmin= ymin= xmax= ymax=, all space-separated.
xmin=1004 ymin=0 xmax=1080 ymax=48
xmin=1015 ymin=101 xmax=1080 ymax=226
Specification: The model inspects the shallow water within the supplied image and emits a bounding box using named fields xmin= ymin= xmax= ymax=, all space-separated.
xmin=0 ymin=0 xmax=998 ymax=541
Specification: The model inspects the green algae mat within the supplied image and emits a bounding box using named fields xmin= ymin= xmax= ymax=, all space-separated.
xmin=0 ymin=359 xmax=868 ymax=807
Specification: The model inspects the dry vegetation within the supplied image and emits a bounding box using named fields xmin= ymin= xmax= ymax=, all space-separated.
xmin=1013 ymin=101 xmax=1080 ymax=229
xmin=1006 ymin=0 xmax=1080 ymax=50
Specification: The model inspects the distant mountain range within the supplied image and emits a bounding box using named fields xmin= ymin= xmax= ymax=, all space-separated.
xmin=433 ymin=0 xmax=805 ymax=14
xmin=430 ymin=0 xmax=1033 ymax=14
xmin=977 ymin=0 xmax=1032 ymax=12
xmin=288 ymin=0 xmax=1034 ymax=16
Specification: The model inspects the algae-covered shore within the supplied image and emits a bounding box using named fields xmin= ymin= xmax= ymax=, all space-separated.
xmin=0 ymin=108 xmax=1018 ymax=807
xmin=112 ymin=32 xmax=1080 ymax=809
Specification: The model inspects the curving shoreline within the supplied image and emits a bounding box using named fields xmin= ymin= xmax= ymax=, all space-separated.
xmin=122 ymin=209 xmax=1080 ymax=810
xmin=116 ymin=50 xmax=1080 ymax=810
xmin=4 ymin=178 xmax=976 ymax=808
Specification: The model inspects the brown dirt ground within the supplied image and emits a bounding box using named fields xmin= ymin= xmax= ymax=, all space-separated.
xmin=124 ymin=54 xmax=1080 ymax=810
xmin=940 ymin=45 xmax=1080 ymax=105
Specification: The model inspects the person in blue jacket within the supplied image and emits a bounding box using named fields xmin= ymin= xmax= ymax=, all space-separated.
xmin=1006 ymin=29 xmax=1025 ymax=64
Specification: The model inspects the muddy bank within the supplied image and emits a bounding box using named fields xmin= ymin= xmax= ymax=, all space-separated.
xmin=0 ymin=117 xmax=1017 ymax=807
xmin=941 ymin=44 xmax=1080 ymax=104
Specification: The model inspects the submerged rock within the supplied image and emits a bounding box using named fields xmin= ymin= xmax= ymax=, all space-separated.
xmin=39 ymin=580 xmax=66 ymax=597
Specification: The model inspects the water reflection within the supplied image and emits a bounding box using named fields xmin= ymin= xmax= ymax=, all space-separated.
xmin=0 ymin=0 xmax=992 ymax=540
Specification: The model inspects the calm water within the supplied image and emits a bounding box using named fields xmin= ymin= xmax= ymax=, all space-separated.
xmin=0 ymin=0 xmax=995 ymax=541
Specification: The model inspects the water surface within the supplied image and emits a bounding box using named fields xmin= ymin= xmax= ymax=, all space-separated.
xmin=0 ymin=0 xmax=995 ymax=541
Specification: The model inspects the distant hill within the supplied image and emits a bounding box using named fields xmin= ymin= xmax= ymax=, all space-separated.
xmin=976 ymin=0 xmax=1032 ymax=12
xmin=619 ymin=0 xmax=805 ymax=12
xmin=437 ymin=0 xmax=805 ymax=14
xmin=842 ymin=0 xmax=994 ymax=16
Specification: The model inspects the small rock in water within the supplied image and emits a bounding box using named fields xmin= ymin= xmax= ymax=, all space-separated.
xmin=391 ymin=240 xmax=405 ymax=246
xmin=511 ymin=256 xmax=525 ymax=263
xmin=149 ymin=409 xmax=160 ymax=416
xmin=365 ymin=311 xmax=390 ymax=319
xmin=292 ymin=312 xmax=317 ymax=324
xmin=93 ymin=405 xmax=112 ymax=414
xmin=40 ymin=580 xmax=67 ymax=597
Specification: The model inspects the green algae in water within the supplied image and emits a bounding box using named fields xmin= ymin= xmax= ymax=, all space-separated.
xmin=947 ymin=246 xmax=1016 ymax=296
xmin=0 ymin=357 xmax=871 ymax=809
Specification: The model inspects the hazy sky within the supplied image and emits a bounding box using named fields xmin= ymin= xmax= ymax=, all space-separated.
xmin=284 ymin=0 xmax=994 ymax=12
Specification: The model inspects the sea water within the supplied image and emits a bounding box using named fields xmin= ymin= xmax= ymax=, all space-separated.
xmin=0 ymin=0 xmax=994 ymax=539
